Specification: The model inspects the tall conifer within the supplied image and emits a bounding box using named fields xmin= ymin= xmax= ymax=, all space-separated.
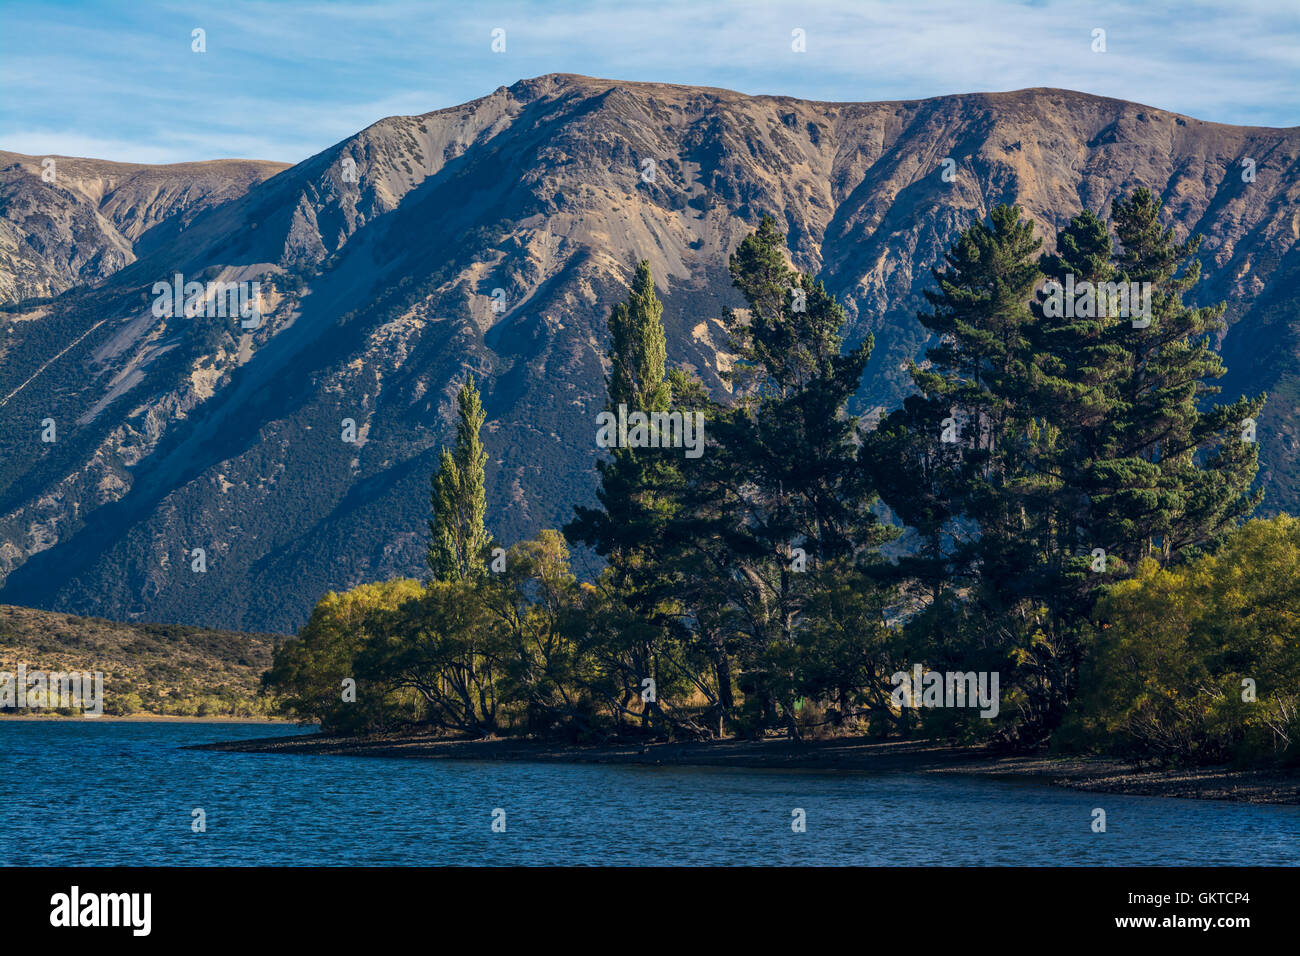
xmin=428 ymin=375 xmax=492 ymax=583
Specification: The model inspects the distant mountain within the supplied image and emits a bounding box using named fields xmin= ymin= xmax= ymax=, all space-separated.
xmin=0 ymin=74 xmax=1296 ymax=632
xmin=0 ymin=151 xmax=289 ymax=303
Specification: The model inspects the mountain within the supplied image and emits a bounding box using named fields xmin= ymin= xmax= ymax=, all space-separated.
xmin=0 ymin=603 xmax=276 ymax=716
xmin=0 ymin=74 xmax=1296 ymax=633
xmin=0 ymin=151 xmax=289 ymax=304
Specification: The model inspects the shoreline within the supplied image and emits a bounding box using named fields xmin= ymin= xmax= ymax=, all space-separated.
xmin=0 ymin=714 xmax=288 ymax=723
xmin=196 ymin=731 xmax=1300 ymax=805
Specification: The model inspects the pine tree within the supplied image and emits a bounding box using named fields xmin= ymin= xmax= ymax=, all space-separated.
xmin=720 ymin=216 xmax=882 ymax=563
xmin=1097 ymin=188 xmax=1263 ymax=565
xmin=878 ymin=196 xmax=1265 ymax=744
xmin=681 ymin=216 xmax=894 ymax=739
xmin=910 ymin=204 xmax=1043 ymax=595
xmin=1017 ymin=211 xmax=1132 ymax=603
xmin=880 ymin=205 xmax=1067 ymax=738
xmin=427 ymin=374 xmax=492 ymax=583
xmin=863 ymin=215 xmax=1047 ymax=613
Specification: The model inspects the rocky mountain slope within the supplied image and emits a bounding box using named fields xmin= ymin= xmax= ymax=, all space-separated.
xmin=0 ymin=152 xmax=289 ymax=303
xmin=0 ymin=74 xmax=1296 ymax=632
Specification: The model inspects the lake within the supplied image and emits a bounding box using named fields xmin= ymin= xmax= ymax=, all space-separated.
xmin=2 ymin=720 xmax=1297 ymax=865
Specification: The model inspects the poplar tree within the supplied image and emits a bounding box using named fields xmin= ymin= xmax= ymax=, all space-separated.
xmin=607 ymin=260 xmax=671 ymax=413
xmin=569 ymin=261 xmax=675 ymax=556
xmin=566 ymin=261 xmax=685 ymax=732
xmin=427 ymin=374 xmax=492 ymax=583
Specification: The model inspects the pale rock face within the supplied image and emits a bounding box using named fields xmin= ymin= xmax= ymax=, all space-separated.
xmin=0 ymin=74 xmax=1296 ymax=633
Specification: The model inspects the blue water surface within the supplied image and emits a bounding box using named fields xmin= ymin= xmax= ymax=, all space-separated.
xmin=2 ymin=720 xmax=1296 ymax=865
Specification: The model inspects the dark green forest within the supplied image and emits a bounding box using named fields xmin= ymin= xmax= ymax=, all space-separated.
xmin=264 ymin=189 xmax=1299 ymax=767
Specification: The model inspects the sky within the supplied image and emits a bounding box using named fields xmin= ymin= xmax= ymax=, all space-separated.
xmin=1 ymin=0 xmax=1296 ymax=165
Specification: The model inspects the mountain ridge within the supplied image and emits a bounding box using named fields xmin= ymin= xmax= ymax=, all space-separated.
xmin=1 ymin=75 xmax=1296 ymax=632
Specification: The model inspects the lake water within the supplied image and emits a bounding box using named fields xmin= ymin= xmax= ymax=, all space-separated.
xmin=2 ymin=720 xmax=1297 ymax=866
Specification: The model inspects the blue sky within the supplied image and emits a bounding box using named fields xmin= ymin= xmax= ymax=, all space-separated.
xmin=2 ymin=0 xmax=1296 ymax=165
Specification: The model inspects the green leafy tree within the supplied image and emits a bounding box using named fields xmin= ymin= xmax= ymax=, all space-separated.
xmin=358 ymin=577 xmax=503 ymax=736
xmin=262 ymin=579 xmax=424 ymax=732
xmin=482 ymin=531 xmax=600 ymax=736
xmin=1066 ymin=517 xmax=1300 ymax=765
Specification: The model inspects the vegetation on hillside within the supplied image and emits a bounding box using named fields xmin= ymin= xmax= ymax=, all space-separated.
xmin=0 ymin=604 xmax=278 ymax=716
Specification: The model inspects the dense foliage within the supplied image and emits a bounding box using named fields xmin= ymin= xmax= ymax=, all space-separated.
xmin=1062 ymin=516 xmax=1300 ymax=765
xmin=264 ymin=191 xmax=1293 ymax=766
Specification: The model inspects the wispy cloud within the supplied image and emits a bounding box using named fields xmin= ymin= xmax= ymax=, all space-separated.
xmin=1 ymin=0 xmax=1295 ymax=165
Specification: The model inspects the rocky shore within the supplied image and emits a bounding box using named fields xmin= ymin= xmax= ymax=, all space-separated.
xmin=197 ymin=731 xmax=1300 ymax=805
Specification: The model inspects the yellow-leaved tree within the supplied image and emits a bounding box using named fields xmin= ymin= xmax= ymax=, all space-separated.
xmin=262 ymin=578 xmax=424 ymax=733
xmin=1062 ymin=516 xmax=1300 ymax=765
